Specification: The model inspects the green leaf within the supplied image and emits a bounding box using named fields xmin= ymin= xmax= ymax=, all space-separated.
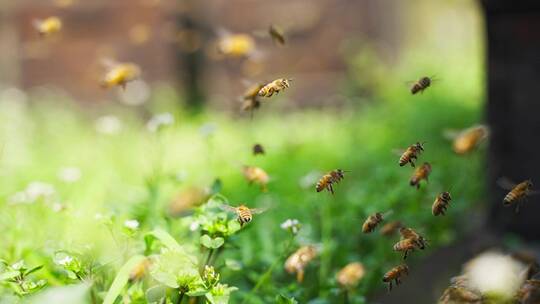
xmin=103 ymin=255 xmax=146 ymax=304
xmin=200 ymin=235 xmax=224 ymax=249
xmin=145 ymin=285 xmax=167 ymax=303
xmin=145 ymin=229 xmax=182 ymax=252
xmin=0 ymin=271 xmax=20 ymax=281
xmin=276 ymin=294 xmax=299 ymax=304
xmin=24 ymin=265 xmax=44 ymax=276
xmin=210 ymin=179 xmax=222 ymax=195
xmin=150 ymin=250 xmax=200 ymax=289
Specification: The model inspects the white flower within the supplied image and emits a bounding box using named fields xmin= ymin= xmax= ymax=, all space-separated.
xmin=95 ymin=115 xmax=122 ymax=135
xmin=117 ymin=79 xmax=150 ymax=106
xmin=464 ymin=251 xmax=527 ymax=300
xmin=199 ymin=122 xmax=217 ymax=138
xmin=281 ymin=219 xmax=301 ymax=234
xmin=58 ymin=167 xmax=81 ymax=183
xmin=146 ymin=113 xmax=174 ymax=132
xmin=124 ymin=219 xmax=140 ymax=230
xmin=10 ymin=181 xmax=56 ymax=204
xmin=189 ymin=221 xmax=200 ymax=231
xmin=56 ymin=255 xmax=73 ymax=266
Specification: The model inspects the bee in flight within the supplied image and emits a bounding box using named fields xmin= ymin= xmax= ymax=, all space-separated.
xmin=258 ymin=78 xmax=292 ymax=98
xmin=242 ymin=165 xmax=269 ymax=192
xmin=410 ymin=76 xmax=436 ymax=94
xmin=383 ymin=264 xmax=409 ymax=292
xmin=100 ymin=60 xmax=141 ymax=90
xmin=398 ymin=142 xmax=425 ymax=167
xmin=219 ymin=204 xmax=267 ymax=227
xmin=498 ymin=178 xmax=536 ymax=213
xmin=432 ymin=191 xmax=452 ymax=216
xmin=362 ymin=211 xmax=392 ymax=233
xmin=380 ymin=221 xmax=403 ymax=237
xmin=33 ymin=16 xmax=62 ymax=37
xmin=393 ymin=227 xmax=428 ymax=259
xmin=444 ymin=124 xmax=489 ymax=155
xmin=241 ymin=83 xmax=264 ymax=117
xmin=316 ymin=169 xmax=346 ymax=194
xmin=252 ymin=143 xmax=265 ymax=156
xmin=269 ymin=25 xmax=285 ymax=45
xmin=410 ymin=162 xmax=432 ymax=189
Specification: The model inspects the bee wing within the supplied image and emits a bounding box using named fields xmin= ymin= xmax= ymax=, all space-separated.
xmin=399 ymin=227 xmax=416 ymax=240
xmin=269 ymin=26 xmax=285 ymax=45
xmin=442 ymin=129 xmax=460 ymax=140
xmin=392 ymin=149 xmax=405 ymax=156
xmin=382 ymin=210 xmax=394 ymax=218
xmin=32 ymin=19 xmax=43 ymax=30
xmin=100 ymin=58 xmax=120 ymax=69
xmin=250 ymin=207 xmax=268 ymax=215
xmin=497 ymin=177 xmax=516 ymax=190
xmin=218 ymin=204 xmax=237 ymax=213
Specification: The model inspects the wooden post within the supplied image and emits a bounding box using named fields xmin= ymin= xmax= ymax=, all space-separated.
xmin=483 ymin=0 xmax=540 ymax=239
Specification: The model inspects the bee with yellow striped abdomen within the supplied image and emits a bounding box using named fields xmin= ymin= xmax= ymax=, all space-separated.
xmin=432 ymin=191 xmax=452 ymax=216
xmin=399 ymin=227 xmax=428 ymax=250
xmin=33 ymin=17 xmax=62 ymax=37
xmin=383 ymin=264 xmax=409 ymax=292
xmin=316 ymin=169 xmax=346 ymax=194
xmin=450 ymin=125 xmax=489 ymax=155
xmin=498 ymin=178 xmax=534 ymax=213
xmin=258 ymin=78 xmax=292 ymax=98
xmin=399 ymin=142 xmax=425 ymax=167
xmin=410 ymin=162 xmax=432 ymax=189
xmin=393 ymin=238 xmax=418 ymax=260
xmin=100 ymin=61 xmax=141 ymax=90
xmin=362 ymin=212 xmax=384 ymax=233
xmin=410 ymin=76 xmax=433 ymax=94
xmin=219 ymin=204 xmax=267 ymax=227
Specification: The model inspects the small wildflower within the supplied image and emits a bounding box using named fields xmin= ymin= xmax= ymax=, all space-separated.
xmin=9 ymin=182 xmax=56 ymax=204
xmin=124 ymin=219 xmax=140 ymax=230
xmin=199 ymin=122 xmax=217 ymax=138
xmin=189 ymin=221 xmax=200 ymax=231
xmin=58 ymin=167 xmax=81 ymax=183
xmin=337 ymin=262 xmax=365 ymax=289
xmin=95 ymin=115 xmax=122 ymax=135
xmin=203 ymin=265 xmax=220 ymax=287
xmin=56 ymin=255 xmax=73 ymax=266
xmin=285 ymin=245 xmax=317 ymax=283
xmin=146 ymin=113 xmax=174 ymax=132
xmin=280 ymin=219 xmax=301 ymax=235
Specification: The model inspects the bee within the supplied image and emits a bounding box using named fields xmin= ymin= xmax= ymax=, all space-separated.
xmin=269 ymin=25 xmax=285 ymax=45
xmin=100 ymin=61 xmax=141 ymax=90
xmin=252 ymin=143 xmax=265 ymax=156
xmin=258 ymin=78 xmax=292 ymax=98
xmin=285 ymin=245 xmax=318 ymax=283
xmin=362 ymin=211 xmax=392 ymax=233
xmin=382 ymin=264 xmax=409 ymax=292
xmin=410 ymin=162 xmax=432 ymax=189
xmin=498 ymin=178 xmax=536 ymax=213
xmin=242 ymin=165 xmax=269 ymax=192
xmin=445 ymin=125 xmax=489 ymax=155
xmin=410 ymin=76 xmax=434 ymax=94
xmin=33 ymin=17 xmax=62 ymax=37
xmin=516 ymin=279 xmax=540 ymax=303
xmin=241 ymin=83 xmax=264 ymax=116
xmin=439 ymin=286 xmax=482 ymax=304
xmin=219 ymin=204 xmax=267 ymax=227
xmin=393 ymin=238 xmax=419 ymax=260
xmin=380 ymin=221 xmax=403 ymax=237
xmin=399 ymin=142 xmax=425 ymax=167
xmin=399 ymin=227 xmax=428 ymax=251
xmin=432 ymin=191 xmax=452 ymax=216
xmin=316 ymin=169 xmax=346 ymax=194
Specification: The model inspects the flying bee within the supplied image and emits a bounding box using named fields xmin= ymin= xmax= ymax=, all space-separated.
xmin=316 ymin=169 xmax=346 ymax=194
xmin=269 ymin=25 xmax=285 ymax=45
xmin=399 ymin=227 xmax=428 ymax=250
xmin=380 ymin=221 xmax=403 ymax=237
xmin=252 ymin=143 xmax=265 ymax=156
xmin=33 ymin=16 xmax=62 ymax=37
xmin=410 ymin=162 xmax=432 ymax=189
xmin=100 ymin=61 xmax=141 ymax=90
xmin=410 ymin=76 xmax=435 ymax=94
xmin=432 ymin=191 xmax=452 ymax=216
xmin=219 ymin=204 xmax=267 ymax=227
xmin=362 ymin=211 xmax=392 ymax=233
xmin=382 ymin=264 xmax=409 ymax=292
xmin=242 ymin=165 xmax=269 ymax=192
xmin=444 ymin=125 xmax=489 ymax=155
xmin=393 ymin=238 xmax=418 ymax=260
xmin=498 ymin=178 xmax=536 ymax=213
xmin=258 ymin=78 xmax=292 ymax=98
xmin=439 ymin=286 xmax=482 ymax=304
xmin=398 ymin=142 xmax=425 ymax=167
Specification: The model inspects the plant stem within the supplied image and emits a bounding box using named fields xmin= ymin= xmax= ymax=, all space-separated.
xmin=319 ymin=199 xmax=333 ymax=289
xmin=205 ymin=249 xmax=214 ymax=266
xmin=177 ymin=291 xmax=185 ymax=304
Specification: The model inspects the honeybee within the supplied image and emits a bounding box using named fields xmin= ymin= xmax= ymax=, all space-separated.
xmin=439 ymin=286 xmax=482 ymax=304
xmin=382 ymin=264 xmax=409 ymax=292
xmin=516 ymin=279 xmax=540 ymax=303
xmin=410 ymin=162 xmax=432 ymax=189
xmin=399 ymin=142 xmax=425 ymax=167
xmin=393 ymin=238 xmax=419 ymax=260
xmin=380 ymin=221 xmax=402 ymax=237
xmin=33 ymin=17 xmax=62 ymax=37
xmin=432 ymin=191 xmax=452 ymax=216
xmin=410 ymin=76 xmax=434 ymax=94
xmin=242 ymin=165 xmax=269 ymax=191
xmin=100 ymin=61 xmax=141 ymax=90
xmin=252 ymin=143 xmax=265 ymax=156
xmin=362 ymin=211 xmax=391 ymax=233
xmin=498 ymin=178 xmax=535 ymax=213
xmin=445 ymin=125 xmax=489 ymax=155
xmin=399 ymin=227 xmax=428 ymax=250
xmin=285 ymin=245 xmax=318 ymax=283
xmin=269 ymin=25 xmax=285 ymax=45
xmin=241 ymin=83 xmax=264 ymax=116
xmin=258 ymin=78 xmax=292 ymax=98
xmin=219 ymin=204 xmax=267 ymax=226
xmin=316 ymin=169 xmax=346 ymax=194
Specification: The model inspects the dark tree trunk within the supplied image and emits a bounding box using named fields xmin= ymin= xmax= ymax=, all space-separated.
xmin=483 ymin=0 xmax=540 ymax=239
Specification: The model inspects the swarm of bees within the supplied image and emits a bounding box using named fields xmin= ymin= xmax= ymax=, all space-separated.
xmin=33 ymin=16 xmax=62 ymax=37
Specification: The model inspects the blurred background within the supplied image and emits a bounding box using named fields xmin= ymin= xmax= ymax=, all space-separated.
xmin=0 ymin=0 xmax=539 ymax=303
